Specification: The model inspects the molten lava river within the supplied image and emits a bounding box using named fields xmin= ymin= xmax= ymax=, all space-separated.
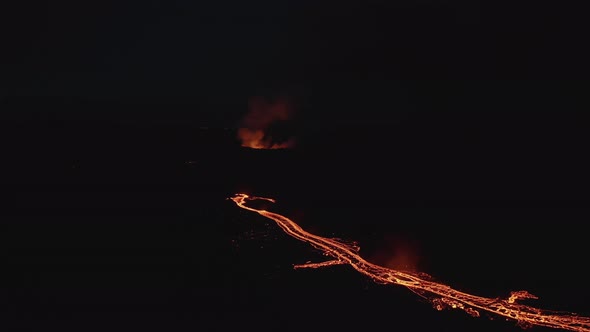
xmin=230 ymin=193 xmax=590 ymax=332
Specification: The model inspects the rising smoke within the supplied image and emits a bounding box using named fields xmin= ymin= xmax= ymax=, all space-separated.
xmin=237 ymin=96 xmax=296 ymax=149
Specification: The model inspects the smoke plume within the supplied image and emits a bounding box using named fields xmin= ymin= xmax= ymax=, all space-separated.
xmin=237 ymin=96 xmax=296 ymax=149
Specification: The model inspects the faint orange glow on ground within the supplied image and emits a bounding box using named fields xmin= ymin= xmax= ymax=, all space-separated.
xmin=237 ymin=128 xmax=294 ymax=149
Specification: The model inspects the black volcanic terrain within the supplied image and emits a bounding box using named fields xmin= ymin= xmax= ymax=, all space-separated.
xmin=2 ymin=109 xmax=589 ymax=332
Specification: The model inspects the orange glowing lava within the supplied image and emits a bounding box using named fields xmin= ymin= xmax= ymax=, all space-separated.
xmin=237 ymin=96 xmax=296 ymax=149
xmin=230 ymin=193 xmax=590 ymax=332
xmin=237 ymin=128 xmax=294 ymax=150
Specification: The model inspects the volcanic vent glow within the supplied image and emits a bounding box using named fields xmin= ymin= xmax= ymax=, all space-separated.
xmin=230 ymin=193 xmax=590 ymax=332
xmin=237 ymin=96 xmax=296 ymax=149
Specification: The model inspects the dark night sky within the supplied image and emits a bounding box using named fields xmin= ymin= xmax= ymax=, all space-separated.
xmin=3 ymin=1 xmax=587 ymax=126
xmin=3 ymin=0 xmax=589 ymax=197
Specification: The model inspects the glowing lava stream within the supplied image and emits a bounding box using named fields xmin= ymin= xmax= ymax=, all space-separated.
xmin=230 ymin=193 xmax=590 ymax=332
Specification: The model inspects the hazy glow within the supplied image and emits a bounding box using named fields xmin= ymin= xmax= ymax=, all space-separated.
xmin=237 ymin=96 xmax=295 ymax=149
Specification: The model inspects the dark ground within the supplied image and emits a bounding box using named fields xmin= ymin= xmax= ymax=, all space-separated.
xmin=1 ymin=109 xmax=589 ymax=332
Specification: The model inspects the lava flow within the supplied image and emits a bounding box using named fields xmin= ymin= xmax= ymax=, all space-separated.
xmin=230 ymin=193 xmax=590 ymax=332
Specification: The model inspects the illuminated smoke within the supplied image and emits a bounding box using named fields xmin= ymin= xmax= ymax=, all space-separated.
xmin=230 ymin=193 xmax=590 ymax=332
xmin=370 ymin=234 xmax=421 ymax=272
xmin=237 ymin=96 xmax=296 ymax=149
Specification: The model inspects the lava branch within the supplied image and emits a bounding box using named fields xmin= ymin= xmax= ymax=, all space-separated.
xmin=294 ymin=259 xmax=345 ymax=269
xmin=230 ymin=193 xmax=590 ymax=332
